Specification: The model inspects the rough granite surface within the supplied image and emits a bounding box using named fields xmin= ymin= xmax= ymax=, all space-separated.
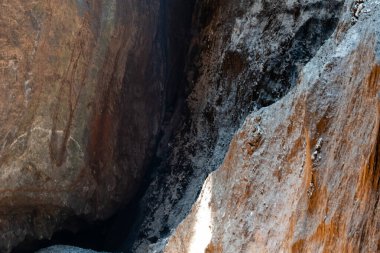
xmin=165 ymin=0 xmax=380 ymax=252
xmin=129 ymin=0 xmax=347 ymax=252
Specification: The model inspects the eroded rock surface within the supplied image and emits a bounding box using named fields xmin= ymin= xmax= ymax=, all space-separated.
xmin=0 ymin=0 xmax=187 ymax=251
xmin=3 ymin=0 xmax=380 ymax=252
xmin=165 ymin=1 xmax=380 ymax=252
xmin=129 ymin=0 xmax=345 ymax=252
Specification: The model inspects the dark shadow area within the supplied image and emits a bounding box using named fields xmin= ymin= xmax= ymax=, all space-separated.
xmin=13 ymin=223 xmax=108 ymax=252
xmin=12 ymin=200 xmax=143 ymax=252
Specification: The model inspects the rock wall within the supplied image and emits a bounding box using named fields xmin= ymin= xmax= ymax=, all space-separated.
xmin=3 ymin=0 xmax=380 ymax=252
xmin=128 ymin=0 xmax=345 ymax=252
xmin=165 ymin=0 xmax=380 ymax=252
xmin=0 ymin=0 xmax=189 ymax=251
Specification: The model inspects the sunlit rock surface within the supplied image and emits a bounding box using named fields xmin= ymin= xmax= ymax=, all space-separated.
xmin=165 ymin=1 xmax=380 ymax=252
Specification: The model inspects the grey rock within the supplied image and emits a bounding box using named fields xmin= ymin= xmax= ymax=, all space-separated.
xmin=128 ymin=0 xmax=346 ymax=252
xmin=35 ymin=245 xmax=109 ymax=253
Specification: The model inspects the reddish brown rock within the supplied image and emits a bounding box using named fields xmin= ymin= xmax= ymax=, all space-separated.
xmin=165 ymin=1 xmax=380 ymax=252
xmin=0 ymin=0 xmax=181 ymax=251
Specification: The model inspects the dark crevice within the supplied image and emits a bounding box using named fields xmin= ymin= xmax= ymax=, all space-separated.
xmin=13 ymin=220 xmax=108 ymax=252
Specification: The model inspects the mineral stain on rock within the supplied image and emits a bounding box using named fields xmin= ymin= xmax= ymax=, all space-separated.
xmin=1 ymin=0 xmax=380 ymax=253
xmin=0 ymin=0 xmax=193 ymax=252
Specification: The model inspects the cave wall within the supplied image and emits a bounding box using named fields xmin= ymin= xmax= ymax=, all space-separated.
xmin=0 ymin=0 xmax=188 ymax=251
xmin=3 ymin=0 xmax=380 ymax=252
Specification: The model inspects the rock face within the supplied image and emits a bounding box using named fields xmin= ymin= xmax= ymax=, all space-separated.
xmin=2 ymin=0 xmax=380 ymax=252
xmin=165 ymin=0 xmax=380 ymax=252
xmin=128 ymin=0 xmax=346 ymax=252
xmin=0 ymin=0 xmax=192 ymax=251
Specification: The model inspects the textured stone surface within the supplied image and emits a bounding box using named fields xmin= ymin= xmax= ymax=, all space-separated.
xmin=3 ymin=0 xmax=380 ymax=252
xmin=36 ymin=245 xmax=109 ymax=253
xmin=128 ymin=0 xmax=345 ymax=252
xmin=165 ymin=0 xmax=380 ymax=252
xmin=0 ymin=0 xmax=183 ymax=251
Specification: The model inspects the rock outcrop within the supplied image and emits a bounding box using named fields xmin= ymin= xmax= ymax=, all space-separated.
xmin=128 ymin=0 xmax=346 ymax=252
xmin=3 ymin=0 xmax=380 ymax=252
xmin=165 ymin=0 xmax=380 ymax=252
xmin=0 ymin=0 xmax=192 ymax=251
